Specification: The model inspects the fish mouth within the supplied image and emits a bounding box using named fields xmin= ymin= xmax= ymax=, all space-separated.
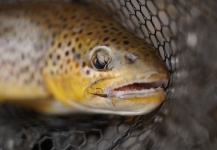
xmin=113 ymin=81 xmax=165 ymax=97
xmin=95 ymin=80 xmax=167 ymax=99
xmin=114 ymin=81 xmax=164 ymax=92
xmin=87 ymin=71 xmax=169 ymax=101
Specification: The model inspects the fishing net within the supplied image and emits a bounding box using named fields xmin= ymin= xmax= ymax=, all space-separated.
xmin=0 ymin=0 xmax=217 ymax=150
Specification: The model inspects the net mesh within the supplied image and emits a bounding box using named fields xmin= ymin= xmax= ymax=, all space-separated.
xmin=0 ymin=0 xmax=217 ymax=150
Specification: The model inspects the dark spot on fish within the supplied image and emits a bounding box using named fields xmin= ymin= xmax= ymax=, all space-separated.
xmin=45 ymin=61 xmax=48 ymax=66
xmin=75 ymin=37 xmax=79 ymax=42
xmin=80 ymin=22 xmax=86 ymax=26
xmin=50 ymin=70 xmax=54 ymax=75
xmin=54 ymin=11 xmax=59 ymax=16
xmin=24 ymin=79 xmax=29 ymax=85
xmin=65 ymin=51 xmax=69 ymax=56
xmin=73 ymin=53 xmax=81 ymax=61
xmin=62 ymin=17 xmax=67 ymax=22
xmin=62 ymin=24 xmax=67 ymax=28
xmin=145 ymin=53 xmax=150 ymax=57
xmin=51 ymin=41 xmax=55 ymax=46
xmin=78 ymin=43 xmax=82 ymax=49
xmin=20 ymin=66 xmax=29 ymax=72
xmin=21 ymin=54 xmax=25 ymax=60
xmin=103 ymin=30 xmax=109 ymax=33
xmin=58 ymin=43 xmax=62 ymax=48
xmin=103 ymin=37 xmax=109 ymax=42
xmin=111 ymin=27 xmax=118 ymax=31
xmin=63 ymin=34 xmax=68 ymax=39
xmin=67 ymin=41 xmax=72 ymax=46
xmin=86 ymin=70 xmax=90 ymax=75
xmin=57 ymin=55 xmax=61 ymax=60
xmin=72 ymin=32 xmax=76 ymax=35
xmin=60 ymin=64 xmax=63 ymax=69
xmin=69 ymin=25 xmax=74 ymax=30
xmin=58 ymin=15 xmax=64 ymax=19
xmin=37 ymin=80 xmax=42 ymax=86
xmin=84 ymin=16 xmax=89 ymax=20
xmin=47 ymin=24 xmax=53 ymax=29
xmin=123 ymin=40 xmax=129 ymax=45
xmin=77 ymin=53 xmax=81 ymax=59
xmin=18 ymin=38 xmax=22 ymax=43
xmin=30 ymin=73 xmax=34 ymax=80
xmin=72 ymin=47 xmax=76 ymax=53
xmin=102 ymin=25 xmax=107 ymax=28
xmin=75 ymin=63 xmax=79 ymax=68
xmin=87 ymin=32 xmax=93 ymax=35
xmin=52 ymin=32 xmax=57 ymax=37
xmin=82 ymin=62 xmax=86 ymax=67
xmin=78 ymin=29 xmax=83 ymax=34
xmin=71 ymin=15 xmax=76 ymax=19
xmin=53 ymin=61 xmax=56 ymax=66
xmin=111 ymin=38 xmax=117 ymax=42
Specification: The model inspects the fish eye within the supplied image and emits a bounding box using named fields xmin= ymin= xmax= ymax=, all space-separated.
xmin=91 ymin=46 xmax=112 ymax=70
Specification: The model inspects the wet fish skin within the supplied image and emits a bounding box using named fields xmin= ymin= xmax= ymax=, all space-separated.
xmin=0 ymin=2 xmax=169 ymax=115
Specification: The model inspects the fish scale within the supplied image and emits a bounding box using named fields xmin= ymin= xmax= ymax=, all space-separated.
xmin=0 ymin=2 xmax=169 ymax=115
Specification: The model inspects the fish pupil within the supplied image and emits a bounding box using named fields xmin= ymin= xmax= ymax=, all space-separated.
xmin=95 ymin=58 xmax=107 ymax=69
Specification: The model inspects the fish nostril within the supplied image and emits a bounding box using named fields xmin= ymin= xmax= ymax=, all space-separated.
xmin=125 ymin=53 xmax=139 ymax=63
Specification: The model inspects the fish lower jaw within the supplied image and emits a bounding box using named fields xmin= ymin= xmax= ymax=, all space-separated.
xmin=112 ymin=87 xmax=163 ymax=99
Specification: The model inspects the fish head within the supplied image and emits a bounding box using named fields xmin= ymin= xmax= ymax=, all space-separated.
xmin=82 ymin=32 xmax=169 ymax=115
xmin=43 ymin=10 xmax=169 ymax=115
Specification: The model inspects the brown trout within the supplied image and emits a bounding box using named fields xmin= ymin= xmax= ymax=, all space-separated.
xmin=0 ymin=2 xmax=169 ymax=115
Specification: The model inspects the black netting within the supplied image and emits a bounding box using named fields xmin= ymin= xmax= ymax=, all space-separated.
xmin=0 ymin=0 xmax=217 ymax=150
